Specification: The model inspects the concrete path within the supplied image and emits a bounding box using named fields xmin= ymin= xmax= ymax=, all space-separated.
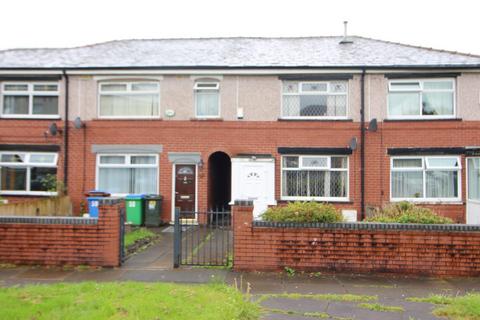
xmin=1 ymin=228 xmax=479 ymax=319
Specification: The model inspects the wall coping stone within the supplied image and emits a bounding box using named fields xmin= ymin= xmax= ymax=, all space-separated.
xmin=234 ymin=200 xmax=254 ymax=207
xmin=98 ymin=198 xmax=124 ymax=205
xmin=0 ymin=216 xmax=98 ymax=225
xmin=253 ymin=221 xmax=480 ymax=232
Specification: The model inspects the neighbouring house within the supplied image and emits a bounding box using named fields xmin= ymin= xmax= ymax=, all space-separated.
xmin=1 ymin=35 xmax=480 ymax=223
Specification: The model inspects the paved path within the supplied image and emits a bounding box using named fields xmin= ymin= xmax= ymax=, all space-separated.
xmin=1 ymin=229 xmax=479 ymax=319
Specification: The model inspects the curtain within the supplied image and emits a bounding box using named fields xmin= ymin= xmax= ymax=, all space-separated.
xmin=98 ymin=168 xmax=130 ymax=194
xmin=426 ymin=171 xmax=457 ymax=198
xmin=196 ymin=91 xmax=219 ymax=116
xmin=422 ymin=92 xmax=453 ymax=116
xmin=100 ymin=94 xmax=159 ymax=116
xmin=468 ymin=159 xmax=480 ymax=201
xmin=132 ymin=168 xmax=157 ymax=194
xmin=33 ymin=96 xmax=58 ymax=115
xmin=388 ymin=92 xmax=419 ymax=116
xmin=283 ymin=95 xmax=300 ymax=116
xmin=392 ymin=171 xmax=423 ymax=198
xmin=3 ymin=96 xmax=29 ymax=114
xmin=0 ymin=167 xmax=27 ymax=191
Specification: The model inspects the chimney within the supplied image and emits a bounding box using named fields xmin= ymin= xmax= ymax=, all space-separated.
xmin=339 ymin=21 xmax=353 ymax=44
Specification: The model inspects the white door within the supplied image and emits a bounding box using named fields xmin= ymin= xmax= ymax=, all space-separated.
xmin=467 ymin=158 xmax=480 ymax=224
xmin=231 ymin=157 xmax=276 ymax=219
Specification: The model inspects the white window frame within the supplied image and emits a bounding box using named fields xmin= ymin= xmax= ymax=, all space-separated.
xmin=281 ymin=155 xmax=349 ymax=201
xmin=0 ymin=152 xmax=58 ymax=196
xmin=97 ymin=81 xmax=161 ymax=119
xmin=281 ymin=81 xmax=349 ymax=120
xmin=390 ymin=155 xmax=462 ymax=203
xmin=0 ymin=82 xmax=60 ymax=119
xmin=194 ymin=81 xmax=220 ymax=118
xmin=95 ymin=153 xmax=159 ymax=196
xmin=387 ymin=78 xmax=456 ymax=120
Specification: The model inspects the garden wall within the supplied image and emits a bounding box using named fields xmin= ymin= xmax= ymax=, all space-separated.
xmin=0 ymin=198 xmax=124 ymax=267
xmin=233 ymin=202 xmax=480 ymax=277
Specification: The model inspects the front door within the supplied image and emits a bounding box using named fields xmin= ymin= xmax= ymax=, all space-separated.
xmin=231 ymin=157 xmax=276 ymax=219
xmin=467 ymin=158 xmax=480 ymax=224
xmin=174 ymin=164 xmax=196 ymax=219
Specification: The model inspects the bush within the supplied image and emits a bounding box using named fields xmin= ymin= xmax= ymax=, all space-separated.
xmin=261 ymin=201 xmax=343 ymax=223
xmin=365 ymin=201 xmax=453 ymax=224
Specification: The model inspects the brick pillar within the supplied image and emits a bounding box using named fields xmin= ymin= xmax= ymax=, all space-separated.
xmin=232 ymin=200 xmax=254 ymax=271
xmin=97 ymin=198 xmax=125 ymax=267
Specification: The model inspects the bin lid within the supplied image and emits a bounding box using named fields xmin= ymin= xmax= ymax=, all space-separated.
xmin=125 ymin=194 xmax=146 ymax=199
xmin=85 ymin=190 xmax=111 ymax=197
xmin=144 ymin=194 xmax=163 ymax=200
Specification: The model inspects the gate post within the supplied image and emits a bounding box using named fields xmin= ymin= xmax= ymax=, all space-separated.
xmin=173 ymin=207 xmax=181 ymax=268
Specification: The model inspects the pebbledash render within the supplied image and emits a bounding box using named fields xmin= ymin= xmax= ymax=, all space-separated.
xmin=1 ymin=36 xmax=480 ymax=223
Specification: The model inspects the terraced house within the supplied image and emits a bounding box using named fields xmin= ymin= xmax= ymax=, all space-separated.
xmin=1 ymin=35 xmax=480 ymax=223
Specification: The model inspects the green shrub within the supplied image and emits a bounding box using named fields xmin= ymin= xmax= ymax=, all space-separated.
xmin=365 ymin=201 xmax=453 ymax=224
xmin=261 ymin=201 xmax=343 ymax=223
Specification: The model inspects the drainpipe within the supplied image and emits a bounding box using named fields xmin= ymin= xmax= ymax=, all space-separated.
xmin=62 ymin=70 xmax=69 ymax=192
xmin=360 ymin=69 xmax=366 ymax=220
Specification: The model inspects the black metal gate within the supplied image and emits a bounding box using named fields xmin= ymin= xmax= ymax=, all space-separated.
xmin=173 ymin=208 xmax=232 ymax=267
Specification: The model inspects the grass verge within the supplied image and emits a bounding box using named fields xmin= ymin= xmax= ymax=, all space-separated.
xmin=0 ymin=281 xmax=259 ymax=320
xmin=124 ymin=228 xmax=156 ymax=248
xmin=357 ymin=302 xmax=404 ymax=312
xmin=257 ymin=293 xmax=377 ymax=304
xmin=406 ymin=293 xmax=480 ymax=320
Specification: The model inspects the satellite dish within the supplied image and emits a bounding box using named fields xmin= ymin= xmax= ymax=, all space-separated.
xmin=368 ymin=118 xmax=378 ymax=132
xmin=48 ymin=123 xmax=58 ymax=136
xmin=349 ymin=137 xmax=358 ymax=151
xmin=74 ymin=117 xmax=84 ymax=129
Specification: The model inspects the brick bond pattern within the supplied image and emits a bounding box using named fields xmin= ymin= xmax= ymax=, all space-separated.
xmin=233 ymin=204 xmax=480 ymax=276
xmin=0 ymin=199 xmax=123 ymax=267
xmin=1 ymin=119 xmax=479 ymax=222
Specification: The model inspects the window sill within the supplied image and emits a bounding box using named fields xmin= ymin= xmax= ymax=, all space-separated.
xmin=190 ymin=117 xmax=223 ymax=121
xmin=0 ymin=116 xmax=61 ymax=120
xmin=0 ymin=192 xmax=58 ymax=197
xmin=94 ymin=117 xmax=163 ymax=121
xmin=390 ymin=199 xmax=464 ymax=205
xmin=279 ymin=198 xmax=352 ymax=203
xmin=278 ymin=118 xmax=353 ymax=122
xmin=384 ymin=118 xmax=462 ymax=122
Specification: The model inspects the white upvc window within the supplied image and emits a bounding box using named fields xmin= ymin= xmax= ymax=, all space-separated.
xmin=281 ymin=155 xmax=349 ymax=201
xmin=387 ymin=79 xmax=455 ymax=119
xmin=194 ymin=81 xmax=220 ymax=118
xmin=390 ymin=156 xmax=461 ymax=202
xmin=281 ymin=81 xmax=348 ymax=119
xmin=98 ymin=82 xmax=160 ymax=118
xmin=96 ymin=154 xmax=158 ymax=196
xmin=0 ymin=152 xmax=58 ymax=195
xmin=1 ymin=82 xmax=60 ymax=118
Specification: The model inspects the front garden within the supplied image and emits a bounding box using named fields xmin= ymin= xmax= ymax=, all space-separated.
xmin=261 ymin=200 xmax=453 ymax=224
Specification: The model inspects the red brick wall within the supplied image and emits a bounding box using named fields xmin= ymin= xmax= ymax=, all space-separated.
xmin=0 ymin=201 xmax=123 ymax=267
xmin=233 ymin=205 xmax=480 ymax=277
xmin=2 ymin=118 xmax=478 ymax=223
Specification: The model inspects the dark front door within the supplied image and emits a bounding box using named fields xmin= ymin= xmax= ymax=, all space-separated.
xmin=175 ymin=164 xmax=196 ymax=218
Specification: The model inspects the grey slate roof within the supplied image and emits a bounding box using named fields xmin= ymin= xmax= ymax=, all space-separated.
xmin=1 ymin=36 xmax=480 ymax=69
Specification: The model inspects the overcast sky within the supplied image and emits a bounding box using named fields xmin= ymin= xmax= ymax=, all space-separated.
xmin=1 ymin=0 xmax=479 ymax=55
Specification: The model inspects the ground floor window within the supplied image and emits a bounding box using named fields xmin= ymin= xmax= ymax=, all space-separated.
xmin=96 ymin=154 xmax=158 ymax=195
xmin=281 ymin=155 xmax=348 ymax=200
xmin=391 ymin=156 xmax=461 ymax=201
xmin=0 ymin=152 xmax=58 ymax=195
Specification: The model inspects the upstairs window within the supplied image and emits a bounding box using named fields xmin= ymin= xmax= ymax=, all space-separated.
xmin=1 ymin=82 xmax=59 ymax=118
xmin=97 ymin=154 xmax=158 ymax=195
xmin=281 ymin=155 xmax=349 ymax=200
xmin=391 ymin=156 xmax=461 ymax=201
xmin=282 ymin=81 xmax=348 ymax=118
xmin=194 ymin=82 xmax=220 ymax=118
xmin=0 ymin=152 xmax=58 ymax=195
xmin=99 ymin=82 xmax=160 ymax=118
xmin=388 ymin=79 xmax=455 ymax=119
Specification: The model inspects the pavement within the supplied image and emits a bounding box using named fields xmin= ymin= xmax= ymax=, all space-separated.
xmin=1 ymin=228 xmax=479 ymax=319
